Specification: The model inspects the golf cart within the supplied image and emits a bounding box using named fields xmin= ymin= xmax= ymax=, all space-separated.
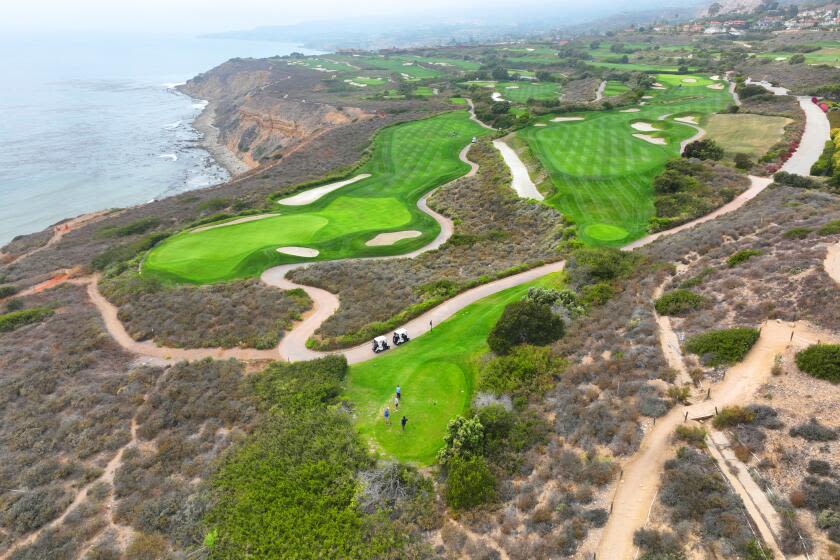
xmin=392 ymin=328 xmax=410 ymax=346
xmin=372 ymin=335 xmax=390 ymax=354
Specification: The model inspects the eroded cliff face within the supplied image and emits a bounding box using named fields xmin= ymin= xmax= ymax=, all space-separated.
xmin=182 ymin=58 xmax=374 ymax=169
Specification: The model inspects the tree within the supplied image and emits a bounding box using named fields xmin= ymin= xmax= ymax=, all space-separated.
xmin=654 ymin=169 xmax=699 ymax=194
xmin=789 ymin=54 xmax=806 ymax=65
xmin=437 ymin=416 xmax=485 ymax=464
xmin=491 ymin=66 xmax=509 ymax=81
xmin=445 ymin=455 xmax=496 ymax=510
xmin=708 ymin=2 xmax=722 ymax=15
xmin=734 ymin=153 xmax=753 ymax=170
xmin=487 ymin=300 xmax=565 ymax=355
xmin=683 ymin=139 xmax=724 ymax=161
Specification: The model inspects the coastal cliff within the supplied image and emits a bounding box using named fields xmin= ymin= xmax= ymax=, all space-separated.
xmin=182 ymin=58 xmax=374 ymax=172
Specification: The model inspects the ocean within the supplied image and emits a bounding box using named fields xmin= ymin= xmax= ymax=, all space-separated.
xmin=0 ymin=33 xmax=317 ymax=246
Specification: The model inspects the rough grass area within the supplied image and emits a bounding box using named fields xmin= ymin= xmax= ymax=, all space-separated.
xmin=346 ymin=274 xmax=563 ymax=465
xmin=704 ymin=113 xmax=792 ymax=160
xmin=518 ymin=73 xmax=731 ymax=245
xmin=287 ymin=139 xmax=565 ymax=349
xmin=143 ymin=111 xmax=490 ymax=283
xmin=100 ymin=272 xmax=311 ymax=349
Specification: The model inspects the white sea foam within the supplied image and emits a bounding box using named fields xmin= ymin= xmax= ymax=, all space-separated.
xmin=192 ymin=100 xmax=209 ymax=110
xmin=162 ymin=82 xmax=186 ymax=89
xmin=158 ymin=153 xmax=178 ymax=162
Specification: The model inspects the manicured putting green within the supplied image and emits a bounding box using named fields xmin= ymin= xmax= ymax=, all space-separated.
xmin=346 ymin=273 xmax=562 ymax=465
xmin=519 ymin=74 xmax=731 ymax=246
xmin=144 ymin=111 xmax=489 ymax=283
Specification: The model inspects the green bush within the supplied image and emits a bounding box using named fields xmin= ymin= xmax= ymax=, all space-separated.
xmin=487 ymin=300 xmax=564 ymax=355
xmin=773 ymin=171 xmax=822 ymax=189
xmin=713 ymin=406 xmax=755 ymax=429
xmin=796 ymin=344 xmax=840 ymax=383
xmin=0 ymin=307 xmax=54 ymax=333
xmin=734 ymin=153 xmax=753 ymax=170
xmin=682 ymin=139 xmax=724 ymax=161
xmin=818 ymin=220 xmax=840 ymax=235
xmin=783 ymin=227 xmax=812 ymax=239
xmin=0 ymin=285 xmax=18 ymax=298
xmin=581 ymin=282 xmax=614 ymax=306
xmin=684 ymin=327 xmax=760 ymax=366
xmin=654 ymin=289 xmax=706 ymax=316
xmin=437 ymin=416 xmax=485 ymax=464
xmin=675 ymin=425 xmax=707 ymax=448
xmin=567 ymin=246 xmax=638 ymax=288
xmin=478 ymin=345 xmax=562 ymax=396
xmin=726 ymin=249 xmax=762 ymax=268
xmin=445 ymin=455 xmax=496 ymax=511
xmin=679 ymin=267 xmax=713 ymax=289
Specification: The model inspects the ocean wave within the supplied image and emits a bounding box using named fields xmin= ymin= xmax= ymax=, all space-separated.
xmin=163 ymin=121 xmax=183 ymax=130
xmin=158 ymin=153 xmax=178 ymax=162
xmin=162 ymin=82 xmax=186 ymax=89
xmin=192 ymin=100 xmax=208 ymax=110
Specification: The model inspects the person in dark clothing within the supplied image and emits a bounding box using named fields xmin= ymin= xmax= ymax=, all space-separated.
xmin=396 ymin=385 xmax=401 ymax=400
xmin=400 ymin=416 xmax=407 ymax=431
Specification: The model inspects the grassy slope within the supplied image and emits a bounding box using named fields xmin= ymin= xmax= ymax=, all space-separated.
xmin=345 ymin=273 xmax=563 ymax=465
xmin=519 ymin=73 xmax=731 ymax=246
xmin=497 ymin=81 xmax=561 ymax=103
xmin=603 ymin=81 xmax=630 ymax=97
xmin=704 ymin=113 xmax=792 ymax=159
xmin=144 ymin=111 xmax=489 ymax=283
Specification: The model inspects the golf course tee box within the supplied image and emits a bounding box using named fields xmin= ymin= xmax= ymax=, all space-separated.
xmin=142 ymin=111 xmax=490 ymax=284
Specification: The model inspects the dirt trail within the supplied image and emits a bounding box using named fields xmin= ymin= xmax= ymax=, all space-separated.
xmin=652 ymin=269 xmax=692 ymax=386
xmin=596 ymin=320 xmax=839 ymax=559
xmin=826 ymin=241 xmax=840 ymax=285
xmin=595 ymin=80 xmax=606 ymax=101
xmin=3 ymin=209 xmax=114 ymax=264
xmin=782 ymin=97 xmax=831 ymax=176
xmin=465 ymin=98 xmax=495 ymax=130
xmin=492 ymin=137 xmax=544 ymax=200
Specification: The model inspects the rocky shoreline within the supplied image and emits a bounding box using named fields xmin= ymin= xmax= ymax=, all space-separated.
xmin=191 ymin=100 xmax=251 ymax=177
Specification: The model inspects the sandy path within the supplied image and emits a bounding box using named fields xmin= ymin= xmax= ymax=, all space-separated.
xmin=623 ymin=176 xmax=772 ymax=251
xmin=465 ymin=98 xmax=495 ymax=130
xmin=707 ymin=430 xmax=785 ymax=558
xmin=826 ymin=242 xmax=840 ymax=285
xmin=782 ymin=97 xmax=831 ymax=176
xmin=652 ymin=272 xmax=692 ymax=386
xmin=3 ymin=209 xmax=115 ymax=264
xmin=595 ymin=80 xmax=606 ymax=101
xmin=276 ymin=174 xmax=372 ymax=206
xmin=596 ymin=320 xmax=839 ymax=559
xmin=492 ymin=138 xmax=544 ymax=200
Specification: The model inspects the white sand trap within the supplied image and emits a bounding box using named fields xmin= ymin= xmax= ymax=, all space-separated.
xmin=653 ymin=82 xmax=664 ymax=87
xmin=492 ymin=139 xmax=543 ymax=201
xmin=674 ymin=116 xmax=698 ymax=124
xmin=710 ymin=75 xmax=720 ymax=80
xmin=365 ymin=230 xmax=422 ymax=246
xmin=651 ymin=86 xmax=666 ymax=90
xmin=534 ymin=123 xmax=547 ymax=127
xmin=774 ymin=57 xmax=787 ymax=61
xmin=681 ymin=78 xmax=697 ymax=83
xmin=491 ymin=92 xmax=506 ymax=102
xmin=707 ymin=83 xmax=725 ymax=90
xmin=620 ymin=108 xmax=641 ymax=113
xmin=631 ymin=122 xmax=661 ymax=132
xmin=276 ymin=247 xmax=319 ymax=257
xmin=191 ymin=213 xmax=276 ymax=233
xmin=505 ymin=85 xmax=520 ymax=89
xmin=278 ymin=174 xmax=371 ymax=206
xmin=551 ymin=116 xmax=584 ymax=122
xmin=633 ymin=133 xmax=667 ymax=145
xmin=641 ymin=95 xmax=653 ymax=99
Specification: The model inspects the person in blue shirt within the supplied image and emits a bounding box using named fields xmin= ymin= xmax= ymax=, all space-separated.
xmin=383 ymin=406 xmax=390 ymax=425
xmin=396 ymin=385 xmax=401 ymax=400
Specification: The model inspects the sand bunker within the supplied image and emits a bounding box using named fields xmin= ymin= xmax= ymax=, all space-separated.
xmin=491 ymin=92 xmax=505 ymax=102
xmin=278 ymin=174 xmax=371 ymax=206
xmin=681 ymin=78 xmax=697 ymax=83
xmin=620 ymin=108 xmax=641 ymax=113
xmin=641 ymin=95 xmax=653 ymax=99
xmin=631 ymin=122 xmax=661 ymax=132
xmin=633 ymin=133 xmax=667 ymax=145
xmin=191 ymin=213 xmax=275 ymax=233
xmin=505 ymin=85 xmax=520 ymax=89
xmin=365 ymin=230 xmax=422 ymax=246
xmin=551 ymin=116 xmax=584 ymax=122
xmin=651 ymin=86 xmax=666 ymax=90
xmin=710 ymin=75 xmax=720 ymax=81
xmin=653 ymin=82 xmax=664 ymax=87
xmin=534 ymin=123 xmax=547 ymax=127
xmin=674 ymin=116 xmax=698 ymax=124
xmin=707 ymin=83 xmax=725 ymax=90
xmin=276 ymin=247 xmax=319 ymax=257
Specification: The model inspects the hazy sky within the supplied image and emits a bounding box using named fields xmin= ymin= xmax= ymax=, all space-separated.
xmin=3 ymin=0 xmax=687 ymax=33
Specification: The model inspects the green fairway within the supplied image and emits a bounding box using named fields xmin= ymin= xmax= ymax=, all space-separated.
xmin=144 ymin=111 xmax=489 ymax=283
xmin=345 ymin=273 xmax=563 ymax=465
xmin=496 ymin=81 xmax=561 ymax=103
xmin=758 ymin=42 xmax=840 ymax=67
xmin=344 ymin=55 xmax=442 ymax=80
xmin=603 ymin=80 xmax=630 ymax=97
xmin=519 ymin=74 xmax=731 ymax=245
xmin=287 ymin=57 xmax=353 ymax=73
xmin=345 ymin=76 xmax=387 ymax=86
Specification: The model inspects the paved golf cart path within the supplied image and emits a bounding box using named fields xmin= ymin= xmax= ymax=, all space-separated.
xmin=596 ymin=319 xmax=839 ymax=559
xmin=595 ymin=80 xmax=606 ymax=101
xmin=598 ymin=93 xmax=832 ymax=558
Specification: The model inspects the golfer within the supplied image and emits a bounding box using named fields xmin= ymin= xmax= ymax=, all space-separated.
xmin=384 ymin=406 xmax=391 ymax=425
xmin=401 ymin=415 xmax=408 ymax=431
xmin=396 ymin=385 xmax=401 ymax=400
xmin=394 ymin=396 xmax=400 ymax=410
